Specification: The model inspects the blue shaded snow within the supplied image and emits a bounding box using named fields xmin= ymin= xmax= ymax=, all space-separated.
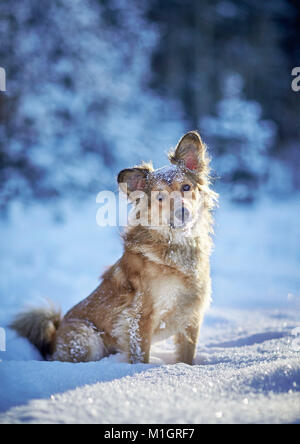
xmin=0 ymin=196 xmax=300 ymax=423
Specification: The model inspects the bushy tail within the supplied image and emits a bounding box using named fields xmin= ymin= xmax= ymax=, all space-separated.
xmin=10 ymin=303 xmax=61 ymax=359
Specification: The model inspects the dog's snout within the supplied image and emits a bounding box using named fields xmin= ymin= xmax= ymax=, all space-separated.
xmin=174 ymin=207 xmax=190 ymax=225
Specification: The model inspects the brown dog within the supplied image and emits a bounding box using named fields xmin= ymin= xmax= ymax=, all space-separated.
xmin=11 ymin=131 xmax=218 ymax=365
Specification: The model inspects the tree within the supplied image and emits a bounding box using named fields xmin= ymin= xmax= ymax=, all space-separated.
xmin=147 ymin=0 xmax=300 ymax=194
xmin=0 ymin=0 xmax=184 ymax=209
xmin=202 ymin=73 xmax=276 ymax=202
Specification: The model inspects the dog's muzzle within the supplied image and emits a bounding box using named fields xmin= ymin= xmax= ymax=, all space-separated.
xmin=173 ymin=206 xmax=191 ymax=227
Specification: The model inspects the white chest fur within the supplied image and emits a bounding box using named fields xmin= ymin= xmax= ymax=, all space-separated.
xmin=150 ymin=275 xmax=192 ymax=342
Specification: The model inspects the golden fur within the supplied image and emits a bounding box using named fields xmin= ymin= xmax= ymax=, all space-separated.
xmin=11 ymin=131 xmax=218 ymax=365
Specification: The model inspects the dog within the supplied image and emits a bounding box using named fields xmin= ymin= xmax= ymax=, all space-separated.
xmin=11 ymin=131 xmax=218 ymax=365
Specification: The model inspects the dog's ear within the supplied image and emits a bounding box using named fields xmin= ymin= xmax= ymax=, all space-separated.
xmin=118 ymin=167 xmax=150 ymax=195
xmin=169 ymin=131 xmax=207 ymax=173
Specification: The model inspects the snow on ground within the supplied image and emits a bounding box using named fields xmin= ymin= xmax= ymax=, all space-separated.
xmin=0 ymin=195 xmax=300 ymax=423
xmin=1 ymin=308 xmax=300 ymax=424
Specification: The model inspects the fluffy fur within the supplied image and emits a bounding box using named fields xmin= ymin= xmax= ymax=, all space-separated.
xmin=11 ymin=131 xmax=218 ymax=364
xmin=10 ymin=304 xmax=61 ymax=359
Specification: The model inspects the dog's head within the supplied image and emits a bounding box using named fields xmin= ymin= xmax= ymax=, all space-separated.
xmin=118 ymin=131 xmax=217 ymax=233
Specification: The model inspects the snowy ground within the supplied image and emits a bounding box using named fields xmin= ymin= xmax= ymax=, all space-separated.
xmin=0 ymin=195 xmax=300 ymax=424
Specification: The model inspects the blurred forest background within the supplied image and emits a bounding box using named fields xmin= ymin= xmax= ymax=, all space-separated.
xmin=0 ymin=0 xmax=299 ymax=210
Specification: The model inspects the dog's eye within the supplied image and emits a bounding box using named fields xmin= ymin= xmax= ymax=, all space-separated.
xmin=181 ymin=184 xmax=191 ymax=192
xmin=157 ymin=193 xmax=165 ymax=202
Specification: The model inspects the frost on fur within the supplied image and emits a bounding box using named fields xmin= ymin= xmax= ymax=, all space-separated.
xmin=126 ymin=294 xmax=144 ymax=364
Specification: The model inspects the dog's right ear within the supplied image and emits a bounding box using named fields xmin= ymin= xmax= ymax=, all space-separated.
xmin=118 ymin=167 xmax=150 ymax=195
xmin=169 ymin=131 xmax=207 ymax=173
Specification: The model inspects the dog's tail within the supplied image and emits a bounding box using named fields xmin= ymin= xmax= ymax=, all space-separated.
xmin=10 ymin=303 xmax=61 ymax=359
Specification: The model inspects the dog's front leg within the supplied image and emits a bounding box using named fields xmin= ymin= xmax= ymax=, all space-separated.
xmin=127 ymin=314 xmax=152 ymax=364
xmin=175 ymin=319 xmax=202 ymax=365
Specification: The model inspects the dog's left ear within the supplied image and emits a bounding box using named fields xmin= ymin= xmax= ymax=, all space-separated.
xmin=118 ymin=165 xmax=151 ymax=196
xmin=169 ymin=131 xmax=207 ymax=173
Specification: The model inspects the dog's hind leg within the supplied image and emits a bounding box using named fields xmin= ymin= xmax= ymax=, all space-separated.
xmin=52 ymin=319 xmax=107 ymax=363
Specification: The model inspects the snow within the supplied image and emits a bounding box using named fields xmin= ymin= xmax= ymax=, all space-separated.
xmin=0 ymin=196 xmax=300 ymax=424
xmin=153 ymin=165 xmax=186 ymax=185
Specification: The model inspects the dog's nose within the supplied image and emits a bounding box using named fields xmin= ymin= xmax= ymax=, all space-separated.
xmin=174 ymin=207 xmax=190 ymax=225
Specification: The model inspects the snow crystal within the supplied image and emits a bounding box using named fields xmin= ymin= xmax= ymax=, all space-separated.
xmin=152 ymin=165 xmax=185 ymax=185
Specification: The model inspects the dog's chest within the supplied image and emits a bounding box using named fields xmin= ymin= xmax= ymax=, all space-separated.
xmin=150 ymin=274 xmax=192 ymax=341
